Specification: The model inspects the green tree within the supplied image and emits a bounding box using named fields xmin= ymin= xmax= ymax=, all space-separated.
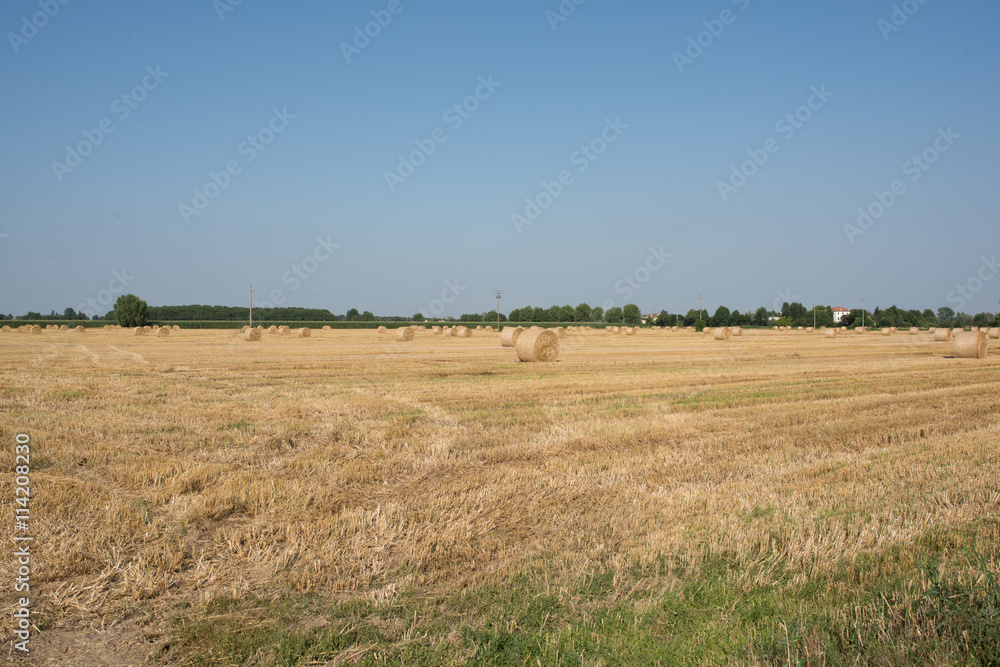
xmin=574 ymin=303 xmax=592 ymax=322
xmin=623 ymin=304 xmax=641 ymax=326
xmin=345 ymin=308 xmax=360 ymax=321
xmin=113 ymin=294 xmax=148 ymax=327
xmin=752 ymin=307 xmax=769 ymax=327
xmin=412 ymin=313 xmax=426 ymax=322
xmin=605 ymin=306 xmax=624 ymax=324
xmin=937 ymin=307 xmax=955 ymax=325
xmin=361 ymin=311 xmax=375 ymax=321
xmin=558 ymin=305 xmax=575 ymax=322
xmin=531 ymin=307 xmax=546 ymax=322
xmin=591 ymin=307 xmax=604 ymax=322
xmin=654 ymin=310 xmax=671 ymax=327
xmin=710 ymin=306 xmax=731 ymax=327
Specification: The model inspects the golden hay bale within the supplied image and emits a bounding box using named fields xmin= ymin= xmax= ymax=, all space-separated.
xmin=243 ymin=328 xmax=262 ymax=342
xmin=686 ymin=326 xmax=694 ymax=331
xmin=377 ymin=326 xmax=387 ymax=333
xmin=448 ymin=326 xmax=459 ymax=337
xmin=910 ymin=327 xmax=919 ymax=335
xmin=731 ymin=327 xmax=743 ymax=336
xmin=457 ymin=326 xmax=472 ymax=338
xmin=856 ymin=328 xmax=866 ymax=334
xmin=394 ymin=327 xmax=415 ymax=342
xmin=432 ymin=326 xmax=443 ymax=334
xmin=1 ymin=325 xmax=9 ymax=333
xmin=267 ymin=325 xmax=278 ymax=334
xmin=515 ymin=328 xmax=559 ymax=362
xmin=133 ymin=326 xmax=145 ymax=336
xmin=713 ymin=327 xmax=731 ymax=340
xmin=552 ymin=327 xmax=566 ymax=338
xmin=773 ymin=326 xmax=779 ymax=330
xmin=59 ymin=324 xmax=68 ymax=331
xmin=298 ymin=327 xmax=311 ymax=338
xmin=499 ymin=326 xmax=524 ymax=347
xmin=279 ymin=326 xmax=291 ymax=335
xmin=797 ymin=326 xmax=803 ymax=330
xmin=988 ymin=328 xmax=999 ymax=339
xmin=825 ymin=329 xmax=838 ymax=338
xmin=143 ymin=326 xmax=151 ymax=332
xmin=72 ymin=325 xmax=85 ymax=333
xmin=605 ymin=326 xmax=612 ymax=331
xmin=29 ymin=325 xmax=41 ymax=334
xmin=476 ymin=325 xmax=483 ymax=330
xmin=672 ymin=326 xmax=679 ymax=332
xmin=173 ymin=325 xmax=180 ymax=331
xmin=881 ymin=328 xmax=891 ymax=336
xmin=934 ymin=329 xmax=951 ymax=342
xmin=970 ymin=327 xmax=979 ymax=333
xmin=241 ymin=325 xmax=250 ymax=333
xmin=485 ymin=326 xmax=493 ymax=332
xmin=806 ymin=327 xmax=814 ymax=333
xmin=612 ymin=326 xmax=621 ymax=334
xmin=952 ymin=328 xmax=963 ymax=336
xmin=954 ymin=331 xmax=987 ymax=359
xmin=157 ymin=326 xmax=170 ymax=337
xmin=928 ymin=327 xmax=936 ymax=333
xmin=624 ymin=327 xmax=635 ymax=336
xmin=703 ymin=327 xmax=713 ymax=335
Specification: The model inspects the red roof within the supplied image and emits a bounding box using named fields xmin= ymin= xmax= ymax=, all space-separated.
xmin=832 ymin=307 xmax=850 ymax=312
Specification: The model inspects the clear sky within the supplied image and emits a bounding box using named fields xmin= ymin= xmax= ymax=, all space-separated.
xmin=2 ymin=0 xmax=998 ymax=319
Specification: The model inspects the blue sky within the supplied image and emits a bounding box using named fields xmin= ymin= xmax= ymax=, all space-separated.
xmin=2 ymin=0 xmax=998 ymax=319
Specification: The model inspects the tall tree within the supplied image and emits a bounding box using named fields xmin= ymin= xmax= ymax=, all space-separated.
xmin=623 ymin=304 xmax=641 ymax=325
xmin=113 ymin=294 xmax=148 ymax=327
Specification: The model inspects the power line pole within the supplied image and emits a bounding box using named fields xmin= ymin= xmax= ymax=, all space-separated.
xmin=494 ymin=290 xmax=502 ymax=330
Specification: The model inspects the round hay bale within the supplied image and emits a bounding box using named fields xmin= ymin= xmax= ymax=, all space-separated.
xmin=934 ymin=329 xmax=952 ymax=342
xmin=552 ymin=327 xmax=566 ymax=338
xmin=157 ymin=326 xmax=170 ymax=337
xmin=242 ymin=325 xmax=251 ymax=333
xmin=30 ymin=325 xmax=41 ymax=334
xmin=377 ymin=326 xmax=387 ymax=333
xmin=881 ymin=328 xmax=891 ymax=336
xmin=713 ymin=327 xmax=731 ymax=340
xmin=243 ymin=328 xmax=262 ymax=342
xmin=988 ymin=327 xmax=999 ymax=340
xmin=773 ymin=326 xmax=779 ymax=330
xmin=173 ymin=325 xmax=180 ymax=331
xmin=703 ymin=327 xmax=713 ymax=335
xmin=268 ymin=325 xmax=278 ymax=334
xmin=476 ymin=325 xmax=483 ymax=330
xmin=448 ymin=326 xmax=459 ymax=337
xmin=298 ymin=327 xmax=311 ymax=338
xmin=143 ymin=326 xmax=151 ymax=332
xmin=929 ymin=327 xmax=936 ymax=333
xmin=71 ymin=325 xmax=84 ymax=333
xmin=825 ymin=329 xmax=838 ymax=338
xmin=672 ymin=326 xmax=679 ymax=332
xmin=624 ymin=327 xmax=635 ymax=336
xmin=910 ymin=327 xmax=919 ymax=335
xmin=856 ymin=328 xmax=866 ymax=334
xmin=322 ymin=325 xmax=331 ymax=331
xmin=612 ymin=326 xmax=621 ymax=334
xmin=59 ymin=324 xmax=68 ymax=331
xmin=954 ymin=331 xmax=987 ymax=359
xmin=686 ymin=326 xmax=694 ymax=331
xmin=806 ymin=327 xmax=814 ymax=333
xmin=841 ymin=327 xmax=847 ymax=332
xmin=952 ymin=328 xmax=963 ymax=336
xmin=605 ymin=326 xmax=612 ymax=331
xmin=394 ymin=327 xmax=415 ymax=342
xmin=731 ymin=327 xmax=743 ymax=336
xmin=970 ymin=327 xmax=979 ymax=333
xmin=133 ymin=326 xmax=145 ymax=336
xmin=456 ymin=326 xmax=471 ymax=338
xmin=432 ymin=326 xmax=443 ymax=334
xmin=279 ymin=326 xmax=291 ymax=335
xmin=515 ymin=328 xmax=559 ymax=362
xmin=1 ymin=325 xmax=9 ymax=333
xmin=797 ymin=326 xmax=803 ymax=331
xmin=485 ymin=326 xmax=493 ymax=332
xmin=499 ymin=326 xmax=524 ymax=347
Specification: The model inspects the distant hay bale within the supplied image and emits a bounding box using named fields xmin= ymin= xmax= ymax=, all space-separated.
xmin=267 ymin=325 xmax=278 ymax=334
xmin=825 ymin=329 xmax=838 ymax=338
xmin=298 ymin=327 xmax=311 ymax=337
xmin=881 ymin=328 xmax=891 ymax=336
xmin=394 ymin=327 xmax=415 ymax=342
xmin=143 ymin=326 xmax=151 ymax=332
xmin=322 ymin=325 xmax=331 ymax=331
xmin=499 ymin=326 xmax=524 ymax=347
xmin=686 ymin=326 xmax=694 ymax=331
xmin=515 ymin=328 xmax=559 ymax=362
xmin=553 ymin=327 xmax=566 ymax=338
xmin=242 ymin=325 xmax=251 ymax=333
xmin=713 ymin=327 xmax=731 ymax=340
xmin=476 ymin=325 xmax=483 ymax=330
xmin=29 ymin=325 xmax=41 ymax=334
xmin=485 ymin=326 xmax=493 ymax=332
xmin=806 ymin=327 xmax=814 ymax=333
xmin=1 ymin=325 xmax=9 ymax=333
xmin=605 ymin=326 xmax=612 ymax=331
xmin=279 ymin=326 xmax=291 ymax=336
xmin=133 ymin=326 xmax=145 ymax=336
xmin=432 ymin=326 xmax=442 ymax=334
xmin=243 ymin=328 xmax=262 ymax=342
xmin=934 ymin=329 xmax=951 ymax=342
xmin=448 ymin=326 xmax=459 ymax=337
xmin=173 ymin=325 xmax=180 ymax=331
xmin=624 ymin=327 xmax=635 ymax=336
xmin=612 ymin=327 xmax=621 ymax=334
xmin=910 ymin=327 xmax=919 ymax=335
xmin=856 ymin=328 xmax=866 ymax=334
xmin=952 ymin=328 xmax=963 ymax=336
xmin=456 ymin=326 xmax=471 ymax=338
xmin=377 ymin=326 xmax=387 ymax=333
xmin=157 ymin=326 xmax=170 ymax=337
xmin=773 ymin=326 xmax=779 ymax=330
xmin=798 ymin=326 xmax=803 ymax=330
xmin=703 ymin=327 xmax=713 ymax=335
xmin=672 ymin=326 xmax=679 ymax=332
xmin=954 ymin=331 xmax=987 ymax=359
xmin=988 ymin=328 xmax=999 ymax=339
xmin=59 ymin=324 xmax=68 ymax=331
xmin=928 ymin=327 xmax=936 ymax=333
xmin=731 ymin=327 xmax=743 ymax=336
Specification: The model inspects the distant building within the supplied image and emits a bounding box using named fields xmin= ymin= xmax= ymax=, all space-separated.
xmin=832 ymin=306 xmax=850 ymax=323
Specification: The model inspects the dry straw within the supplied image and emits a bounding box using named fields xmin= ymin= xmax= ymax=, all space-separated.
xmin=133 ymin=327 xmax=145 ymax=336
xmin=432 ymin=326 xmax=442 ymax=334
xmin=377 ymin=326 xmax=387 ymax=333
xmin=59 ymin=324 xmax=68 ymax=331
xmin=29 ymin=325 xmax=41 ymax=334
xmin=1 ymin=325 xmax=9 ymax=333
xmin=298 ymin=327 xmax=311 ymax=338
xmin=476 ymin=325 xmax=483 ymax=330
xmin=394 ymin=327 xmax=415 ymax=342
xmin=157 ymin=326 xmax=170 ymax=337
xmin=552 ymin=327 xmax=566 ymax=338
xmin=713 ymin=327 xmax=731 ymax=340
xmin=243 ymin=328 xmax=262 ymax=342
xmin=485 ymin=326 xmax=493 ymax=332
xmin=910 ymin=327 xmax=919 ymax=335
xmin=934 ymin=329 xmax=952 ymax=342
xmin=954 ymin=331 xmax=987 ymax=359
xmin=624 ymin=327 xmax=635 ymax=336
xmin=881 ymin=328 xmax=891 ymax=336
xmin=825 ymin=329 xmax=838 ymax=338
xmin=515 ymin=328 xmax=559 ymax=362
xmin=279 ymin=326 xmax=291 ymax=335
xmin=499 ymin=326 xmax=524 ymax=347
xmin=732 ymin=327 xmax=743 ymax=336
xmin=988 ymin=328 xmax=999 ymax=339
xmin=322 ymin=325 xmax=331 ymax=330
xmin=457 ymin=326 xmax=472 ymax=338
xmin=448 ymin=326 xmax=459 ymax=337
xmin=269 ymin=325 xmax=278 ymax=334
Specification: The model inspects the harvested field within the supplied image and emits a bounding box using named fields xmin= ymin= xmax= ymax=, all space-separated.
xmin=1 ymin=328 xmax=998 ymax=666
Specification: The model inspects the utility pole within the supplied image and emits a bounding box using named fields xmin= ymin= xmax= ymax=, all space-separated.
xmin=249 ymin=286 xmax=252 ymax=328
xmin=494 ymin=290 xmax=502 ymax=330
